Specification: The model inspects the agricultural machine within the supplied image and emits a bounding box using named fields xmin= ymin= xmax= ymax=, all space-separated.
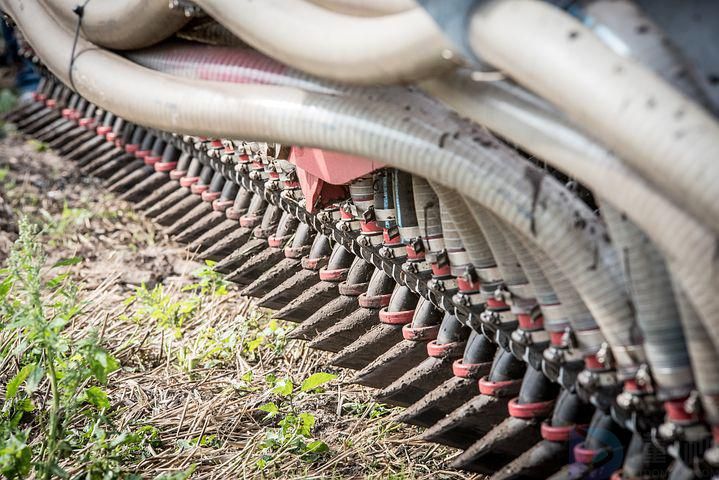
xmin=3 ymin=0 xmax=719 ymax=478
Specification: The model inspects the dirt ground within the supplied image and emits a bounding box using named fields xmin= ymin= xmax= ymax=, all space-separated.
xmin=0 ymin=130 xmax=481 ymax=479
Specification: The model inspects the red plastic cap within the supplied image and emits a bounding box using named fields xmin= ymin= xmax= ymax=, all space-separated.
xmin=125 ymin=143 xmax=139 ymax=154
xmin=452 ymin=359 xmax=491 ymax=379
xmin=201 ymin=190 xmax=221 ymax=202
xmin=212 ymin=199 xmax=234 ymax=212
xmin=478 ymin=376 xmax=522 ymax=397
xmin=507 ymin=397 xmax=555 ymax=419
xmin=402 ymin=323 xmax=440 ymax=342
xmin=190 ymin=184 xmax=209 ymax=195
xmin=96 ymin=126 xmax=112 ymax=136
xmin=319 ymin=267 xmax=349 ymax=282
xmin=378 ymin=308 xmax=415 ymax=325
xmin=144 ymin=155 xmax=161 ymax=166
xmin=426 ymin=340 xmax=463 ymax=358
xmin=358 ymin=292 xmax=392 ymax=309
xmin=154 ymin=161 xmax=177 ymax=173
xmin=541 ymin=422 xmax=588 ymax=443
xmin=179 ymin=176 xmax=199 ymax=188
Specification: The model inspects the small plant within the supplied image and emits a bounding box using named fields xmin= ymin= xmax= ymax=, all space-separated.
xmin=255 ymin=372 xmax=337 ymax=470
xmin=27 ymin=138 xmax=49 ymax=152
xmin=0 ymin=218 xmax=122 ymax=478
xmin=124 ymin=283 xmax=199 ymax=339
xmin=241 ymin=316 xmax=291 ymax=359
xmin=175 ymin=324 xmax=241 ymax=372
xmin=40 ymin=203 xmax=93 ymax=240
xmin=183 ymin=260 xmax=230 ymax=297
xmin=342 ymin=401 xmax=392 ymax=419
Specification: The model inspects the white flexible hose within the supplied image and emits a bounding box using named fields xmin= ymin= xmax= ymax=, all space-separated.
xmin=192 ymin=0 xmax=459 ymax=84
xmin=40 ymin=0 xmax=188 ymax=50
xmin=468 ymin=0 xmax=719 ymax=234
xmin=307 ymin=0 xmax=414 ymax=16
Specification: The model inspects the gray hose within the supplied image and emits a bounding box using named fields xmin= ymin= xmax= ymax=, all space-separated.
xmin=412 ymin=177 xmax=444 ymax=253
xmin=500 ymin=223 xmax=558 ymax=307
xmin=522 ymin=241 xmax=603 ymax=358
xmin=8 ymin=0 xmax=639 ymax=369
xmin=464 ymin=200 xmax=527 ymax=289
xmin=429 ymin=183 xmax=497 ymax=274
xmin=672 ymin=276 xmax=719 ymax=423
xmin=603 ymin=205 xmax=691 ymax=393
xmin=40 ymin=0 xmax=188 ymax=50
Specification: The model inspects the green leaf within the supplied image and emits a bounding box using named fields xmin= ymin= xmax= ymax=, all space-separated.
xmin=258 ymin=402 xmax=279 ymax=417
xmin=0 ymin=276 xmax=13 ymax=300
xmin=272 ymin=378 xmax=294 ymax=397
xmin=300 ymin=372 xmax=337 ymax=393
xmin=306 ymin=440 xmax=328 ymax=453
xmin=45 ymin=273 xmax=69 ymax=290
xmin=25 ymin=365 xmax=44 ymax=394
xmin=298 ymin=412 xmax=315 ymax=436
xmin=5 ymin=363 xmax=36 ymax=400
xmin=81 ymin=386 xmax=110 ymax=410
xmin=53 ymin=256 xmax=83 ymax=267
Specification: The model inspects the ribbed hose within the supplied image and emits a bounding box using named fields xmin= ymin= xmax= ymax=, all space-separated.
xmin=468 ymin=0 xmax=719 ymax=235
xmin=500 ymin=223 xmax=558 ymax=307
xmin=429 ymin=183 xmax=496 ymax=275
xmin=603 ymin=205 xmax=693 ymax=395
xmin=40 ymin=0 xmax=188 ymax=50
xmin=393 ymin=171 xmax=419 ymax=242
xmin=672 ymin=277 xmax=719 ymax=424
xmin=519 ymin=237 xmax=600 ymax=338
xmin=412 ymin=177 xmax=443 ymax=252
xmin=9 ymin=0 xmax=640 ymax=366
xmin=465 ymin=199 xmax=527 ymax=288
xmin=194 ymin=0 xmax=458 ymax=84
xmin=421 ymin=69 xmax=719 ymax=359
xmin=126 ymin=42 xmax=351 ymax=96
xmin=437 ymin=199 xmax=472 ymax=277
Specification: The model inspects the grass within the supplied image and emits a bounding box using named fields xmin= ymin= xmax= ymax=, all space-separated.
xmin=0 ymin=133 xmax=477 ymax=479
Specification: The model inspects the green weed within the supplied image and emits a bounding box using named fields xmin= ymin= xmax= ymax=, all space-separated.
xmin=123 ymin=284 xmax=199 ymax=339
xmin=40 ymin=202 xmax=93 ymax=239
xmin=255 ymin=372 xmax=337 ymax=471
xmin=0 ymin=218 xmax=122 ymax=478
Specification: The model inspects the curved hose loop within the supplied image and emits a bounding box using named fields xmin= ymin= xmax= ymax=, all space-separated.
xmin=9 ymin=0 xmax=638 ymax=371
xmin=421 ymin=69 xmax=719 ymax=358
xmin=602 ymin=204 xmax=693 ymax=396
xmin=40 ymin=0 xmax=189 ymax=50
xmin=193 ymin=0 xmax=459 ymax=84
xmin=468 ymin=0 xmax=719 ymax=235
xmin=307 ymin=0 xmax=415 ymax=16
